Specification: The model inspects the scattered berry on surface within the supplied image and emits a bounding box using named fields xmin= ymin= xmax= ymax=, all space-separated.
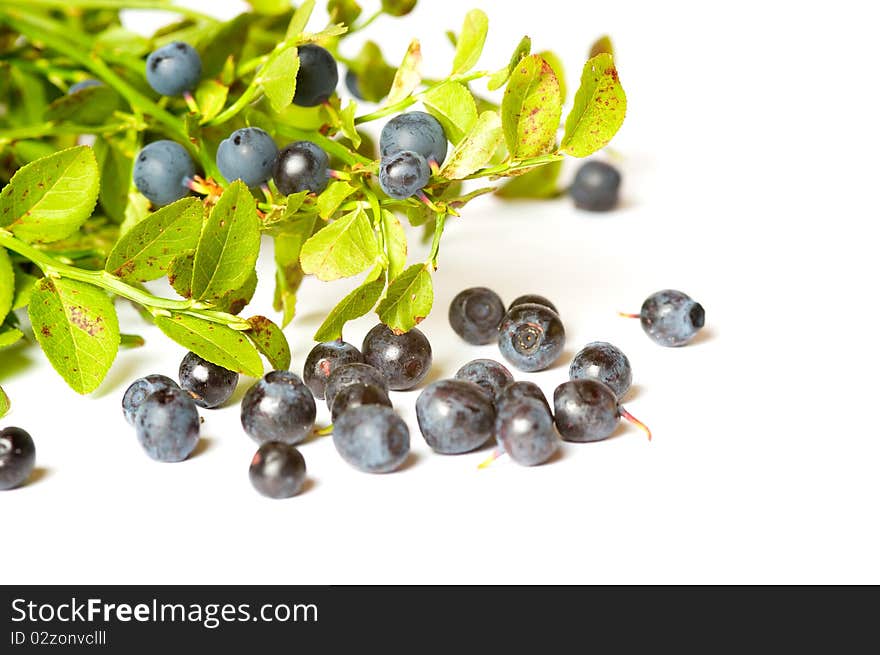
xmin=498 ymin=302 xmax=566 ymax=372
xmin=122 ymin=374 xmax=180 ymax=425
xmin=333 ymin=405 xmax=410 ymax=473
xmin=416 ymin=379 xmax=495 ymax=454
xmin=0 ymin=427 xmax=36 ymax=490
xmin=448 ymin=287 xmax=505 ymax=345
xmin=494 ymin=397 xmax=559 ymax=466
xmin=508 ymin=294 xmax=558 ymax=315
xmin=249 ymin=441 xmax=307 ymax=498
xmin=303 ymin=340 xmax=364 ymax=400
xmin=134 ymin=388 xmax=200 ymax=462
xmin=330 ymin=382 xmax=392 ymax=423
xmin=498 ymin=380 xmax=551 ymax=414
xmin=569 ymin=341 xmax=632 ymax=399
xmin=570 ymin=160 xmax=621 ymax=212
xmin=362 ymin=324 xmax=432 ymax=391
xmin=454 ymin=359 xmax=514 ymax=400
xmin=241 ymin=371 xmax=317 ymax=445
xmin=324 ymin=362 xmax=389 ymax=411
xmin=623 ymin=289 xmax=705 ymax=347
xmin=553 ymin=379 xmax=650 ymax=443
xmin=178 ymin=351 xmax=239 ymax=409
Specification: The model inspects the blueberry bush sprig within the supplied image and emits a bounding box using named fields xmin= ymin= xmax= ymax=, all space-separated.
xmin=0 ymin=1 xmax=626 ymax=397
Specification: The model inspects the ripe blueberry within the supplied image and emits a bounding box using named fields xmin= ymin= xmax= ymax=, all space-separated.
xmin=509 ymin=294 xmax=558 ymax=315
xmin=570 ymin=160 xmax=621 ymax=212
xmin=0 ymin=427 xmax=36 ymax=490
xmin=330 ymin=382 xmax=392 ymax=423
xmin=146 ymin=41 xmax=202 ymax=96
xmin=333 ymin=405 xmax=410 ymax=473
xmin=273 ymin=141 xmax=330 ymax=195
xmin=454 ymin=359 xmax=514 ymax=400
xmin=416 ymin=379 xmax=495 ymax=454
xmin=69 ymin=79 xmax=103 ymax=94
xmin=122 ymin=374 xmax=180 ymax=425
xmin=495 ymin=397 xmax=559 ymax=466
xmin=362 ymin=324 xmax=432 ymax=391
xmin=249 ymin=441 xmax=307 ymax=498
xmin=498 ymin=303 xmax=566 ymax=372
xmin=378 ymin=150 xmax=430 ymax=199
xmin=553 ymin=379 xmax=650 ymax=443
xmin=134 ymin=388 xmax=200 ymax=462
xmin=293 ymin=44 xmax=339 ymax=107
xmin=324 ymin=362 xmax=389 ymax=411
xmin=133 ymin=140 xmax=196 ymax=206
xmin=380 ymin=111 xmax=448 ymax=165
xmin=345 ymin=70 xmax=363 ymax=100
xmin=303 ymin=340 xmax=364 ymax=400
xmin=498 ymin=380 xmax=551 ymax=414
xmin=623 ymin=289 xmax=706 ymax=347
xmin=448 ymin=287 xmax=505 ymax=345
xmin=569 ymin=341 xmax=632 ymax=399
xmin=178 ymin=351 xmax=238 ymax=409
xmin=241 ymin=371 xmax=317 ymax=445
xmin=216 ymin=127 xmax=278 ymax=187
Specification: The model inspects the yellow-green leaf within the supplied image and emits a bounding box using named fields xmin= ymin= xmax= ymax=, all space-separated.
xmin=488 ymin=35 xmax=530 ymax=91
xmin=261 ymin=46 xmax=300 ymax=113
xmin=246 ymin=315 xmax=291 ymax=370
xmin=376 ymin=263 xmax=432 ymax=334
xmin=300 ymin=207 xmax=378 ymax=281
xmin=501 ymin=55 xmax=562 ymax=159
xmin=316 ymin=180 xmax=357 ymax=219
xmin=314 ymin=265 xmax=385 ymax=342
xmin=0 ymin=326 xmax=23 ymax=350
xmin=154 ymin=313 xmax=263 ymax=378
xmin=451 ymin=9 xmax=488 ymax=75
xmin=560 ymin=53 xmax=626 ymax=157
xmin=381 ymin=210 xmax=407 ymax=280
xmin=441 ymin=110 xmax=503 ymax=179
xmin=286 ymin=0 xmax=315 ymax=37
xmin=386 ymin=39 xmax=421 ymax=105
xmin=0 ymin=248 xmax=13 ymax=325
xmin=423 ymin=81 xmax=477 ymax=144
xmin=196 ymin=79 xmax=229 ymax=124
xmin=0 ymin=384 xmax=9 ymax=418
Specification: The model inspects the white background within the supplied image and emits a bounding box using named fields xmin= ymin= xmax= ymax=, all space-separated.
xmin=2 ymin=0 xmax=879 ymax=584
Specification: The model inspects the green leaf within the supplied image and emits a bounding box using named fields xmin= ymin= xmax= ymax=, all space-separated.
xmin=0 ymin=146 xmax=99 ymax=244
xmin=538 ymin=50 xmax=567 ymax=103
xmin=338 ymin=101 xmax=361 ymax=149
xmin=0 ymin=384 xmax=9 ymax=418
xmin=168 ymin=252 xmax=195 ymax=298
xmin=287 ymin=0 xmax=315 ymax=37
xmin=198 ymin=13 xmax=254 ymax=79
xmin=260 ymin=46 xmax=300 ymax=113
xmin=94 ymin=138 xmax=133 ymax=224
xmin=300 ymin=207 xmax=378 ymax=281
xmin=191 ymin=181 xmax=261 ymax=302
xmin=273 ymin=213 xmax=317 ymax=326
xmin=12 ymin=269 xmax=39 ymax=310
xmin=94 ymin=26 xmax=150 ymax=57
xmin=28 ymin=277 xmax=120 ymax=394
xmin=328 ymin=0 xmax=362 ymax=25
xmin=0 ymin=326 xmax=24 ymax=350
xmin=381 ymin=210 xmax=407 ymax=281
xmin=43 ymin=85 xmax=119 ymax=125
xmin=105 ymin=197 xmax=204 ymax=282
xmin=246 ymin=315 xmax=291 ymax=370
xmin=0 ymin=248 xmax=13 ymax=325
xmin=248 ymin=0 xmax=292 ymax=14
xmin=495 ymin=159 xmax=563 ymax=199
xmin=488 ymin=35 xmax=530 ymax=91
xmin=381 ymin=0 xmax=416 ymax=16
xmin=196 ymin=79 xmax=229 ymax=124
xmin=154 ymin=313 xmax=263 ymax=378
xmin=350 ymin=41 xmax=396 ymax=102
xmin=314 ymin=267 xmax=385 ymax=342
xmin=386 ymin=39 xmax=422 ymax=105
xmin=120 ymin=192 xmax=151 ymax=237
xmin=316 ymin=180 xmax=357 ymax=219
xmin=376 ymin=263 xmax=433 ymax=334
xmin=451 ymin=9 xmax=488 ymax=75
xmin=589 ymin=35 xmax=614 ymax=58
xmin=214 ymin=270 xmax=257 ymax=315
xmin=501 ymin=55 xmax=562 ymax=159
xmin=405 ymin=202 xmax=432 ymax=227
xmin=423 ymin=81 xmax=478 ymax=144
xmin=560 ymin=53 xmax=627 ymax=157
xmin=440 ymin=110 xmax=503 ymax=179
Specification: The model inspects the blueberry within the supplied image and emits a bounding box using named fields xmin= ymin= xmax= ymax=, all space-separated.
xmin=69 ymin=79 xmax=103 ymax=94
xmin=122 ymin=374 xmax=180 ymax=425
xmin=0 ymin=427 xmax=36 ymax=490
xmin=416 ymin=379 xmax=495 ymax=454
xmin=216 ymin=127 xmax=278 ymax=187
xmin=293 ymin=44 xmax=338 ymax=107
xmin=631 ymin=290 xmax=705 ymax=347
xmin=241 ymin=371 xmax=317 ymax=445
xmin=333 ymin=405 xmax=410 ymax=473
xmin=498 ymin=380 xmax=551 ymax=414
xmin=324 ymin=362 xmax=389 ymax=411
xmin=498 ymin=303 xmax=566 ymax=372
xmin=330 ymin=382 xmax=392 ymax=423
xmin=134 ymin=388 xmax=200 ymax=462
xmin=146 ymin=41 xmax=202 ymax=96
xmin=273 ymin=141 xmax=330 ymax=195
xmin=378 ymin=150 xmax=430 ymax=200
xmin=178 ymin=351 xmax=238 ymax=409
xmin=362 ymin=324 xmax=432 ymax=391
xmin=380 ymin=111 xmax=448 ymax=165
xmin=454 ymin=359 xmax=513 ymax=400
xmin=495 ymin=397 xmax=559 ymax=466
xmin=570 ymin=160 xmax=621 ymax=212
xmin=553 ymin=379 xmax=650 ymax=442
xmin=303 ymin=340 xmax=364 ymax=400
xmin=249 ymin=441 xmax=307 ymax=498
xmin=133 ymin=140 xmax=196 ymax=206
xmin=509 ymin=294 xmax=558 ymax=315
xmin=345 ymin=69 xmax=363 ymax=100
xmin=448 ymin=287 xmax=505 ymax=345
xmin=569 ymin=341 xmax=632 ymax=399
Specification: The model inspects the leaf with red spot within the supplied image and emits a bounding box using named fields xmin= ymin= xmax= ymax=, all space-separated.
xmin=501 ymin=55 xmax=562 ymax=160
xmin=246 ymin=315 xmax=291 ymax=370
xmin=560 ymin=53 xmax=626 ymax=157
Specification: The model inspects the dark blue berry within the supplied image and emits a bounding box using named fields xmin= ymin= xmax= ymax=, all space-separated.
xmin=133 ymin=140 xmax=195 ymax=206
xmin=249 ymin=441 xmax=307 ymax=498
xmin=0 ymin=427 xmax=36 ymax=490
xmin=553 ymin=379 xmax=650 ymax=443
xmin=362 ymin=324 xmax=432 ymax=391
xmin=454 ymin=359 xmax=513 ymax=400
xmin=498 ymin=303 xmax=566 ymax=372
xmin=448 ymin=286 xmax=505 ymax=345
xmin=509 ymin=294 xmax=558 ymax=315
xmin=293 ymin=44 xmax=338 ymax=107
xmin=495 ymin=397 xmax=558 ymax=466
xmin=178 ymin=351 xmax=238 ymax=409
xmin=273 ymin=141 xmax=330 ymax=195
xmin=134 ymin=388 xmax=200 ymax=462
xmin=378 ymin=150 xmax=430 ymax=199
xmin=380 ymin=111 xmax=448 ymax=165
xmin=146 ymin=41 xmax=202 ymax=96
xmin=216 ymin=127 xmax=278 ymax=187
xmin=345 ymin=69 xmax=363 ymax=100
xmin=416 ymin=379 xmax=495 ymax=454
xmin=303 ymin=340 xmax=364 ymax=400
xmin=324 ymin=362 xmax=389 ymax=411
xmin=69 ymin=79 xmax=103 ymax=94
xmin=122 ymin=374 xmax=179 ymax=425
xmin=330 ymin=382 xmax=392 ymax=423
xmin=635 ymin=290 xmax=705 ymax=347
xmin=570 ymin=160 xmax=621 ymax=212
xmin=241 ymin=371 xmax=316 ymax=445
xmin=569 ymin=341 xmax=632 ymax=399
xmin=333 ymin=405 xmax=410 ymax=473
xmin=498 ymin=380 xmax=551 ymax=414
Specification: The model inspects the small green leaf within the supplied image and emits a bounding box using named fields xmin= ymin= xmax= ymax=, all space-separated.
xmin=196 ymin=79 xmax=229 ymax=124
xmin=29 ymin=277 xmax=120 ymax=394
xmin=44 ymin=85 xmax=119 ymax=125
xmin=0 ymin=146 xmax=99 ymax=244
xmin=314 ymin=267 xmax=386 ymax=342
xmin=382 ymin=210 xmax=407 ymax=280
xmin=94 ymin=138 xmax=133 ymax=224
xmin=376 ymin=263 xmax=433 ymax=334
xmin=488 ymin=35 xmax=530 ymax=91
xmin=214 ymin=270 xmax=257 ymax=315
xmin=248 ymin=0 xmax=292 ymax=15
xmin=440 ymin=110 xmax=503 ymax=179
xmin=0 ymin=248 xmax=13 ymax=325
xmin=589 ymin=35 xmax=614 ymax=58
xmin=191 ymin=181 xmax=261 ymax=302
xmin=560 ymin=53 xmax=626 ymax=157
xmin=538 ymin=50 xmax=567 ymax=102
xmin=495 ymin=159 xmax=563 ymax=199
xmin=154 ymin=313 xmax=263 ymax=378
xmin=0 ymin=384 xmax=9 ymax=418
xmin=501 ymin=55 xmax=562 ymax=159
xmin=350 ymin=41 xmax=396 ymax=102
xmin=12 ymin=269 xmax=39 ymax=310
xmin=451 ymin=9 xmax=488 ymax=75
xmin=287 ymin=0 xmax=315 ymax=37
xmin=386 ymin=39 xmax=421 ymax=105
xmin=120 ymin=192 xmax=151 ymax=237
xmin=300 ymin=207 xmax=378 ymax=281
xmin=94 ymin=26 xmax=150 ymax=57
xmin=0 ymin=326 xmax=24 ymax=349
xmin=328 ymin=0 xmax=362 ymax=25
xmin=105 ymin=197 xmax=203 ymax=282
xmin=273 ymin=213 xmax=317 ymax=326
xmin=168 ymin=252 xmax=195 ymax=298
xmin=260 ymin=46 xmax=300 ymax=113
xmin=316 ymin=180 xmax=357 ymax=219
xmin=246 ymin=315 xmax=291 ymax=370
xmin=405 ymin=202 xmax=432 ymax=227
xmin=423 ymin=81 xmax=478 ymax=144
xmin=338 ymin=101 xmax=361 ymax=149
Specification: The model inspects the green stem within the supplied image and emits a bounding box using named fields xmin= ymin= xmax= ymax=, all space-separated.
xmin=0 ymin=0 xmax=217 ymax=22
xmin=465 ymin=153 xmax=565 ymax=180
